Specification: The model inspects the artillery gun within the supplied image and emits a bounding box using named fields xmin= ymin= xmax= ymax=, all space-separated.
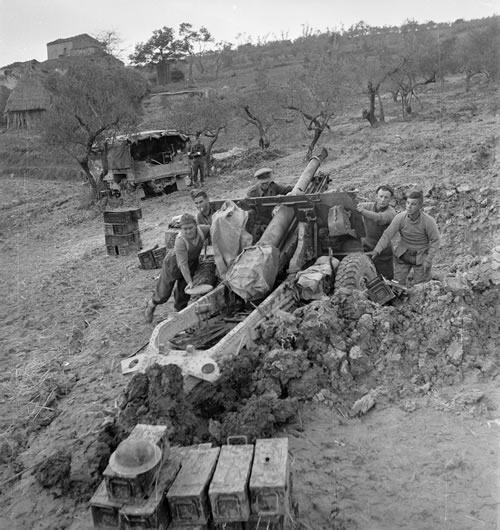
xmin=122 ymin=148 xmax=377 ymax=386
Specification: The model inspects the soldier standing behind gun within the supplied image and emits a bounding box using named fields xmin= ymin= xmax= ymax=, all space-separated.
xmin=372 ymin=190 xmax=440 ymax=285
xmin=357 ymin=185 xmax=396 ymax=279
xmin=188 ymin=133 xmax=207 ymax=187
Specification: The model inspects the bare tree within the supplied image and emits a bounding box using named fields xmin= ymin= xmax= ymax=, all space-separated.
xmin=237 ymin=69 xmax=280 ymax=149
xmin=92 ymin=29 xmax=127 ymax=61
xmin=178 ymin=23 xmax=213 ymax=81
xmin=456 ymin=17 xmax=499 ymax=91
xmin=169 ymin=92 xmax=231 ymax=176
xmin=40 ymin=58 xmax=148 ymax=200
xmin=284 ymin=55 xmax=352 ymax=159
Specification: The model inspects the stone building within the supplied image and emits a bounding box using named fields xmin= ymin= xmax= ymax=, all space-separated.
xmin=46 ymin=33 xmax=103 ymax=60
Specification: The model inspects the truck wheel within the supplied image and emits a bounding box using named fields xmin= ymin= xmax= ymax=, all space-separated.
xmin=335 ymin=253 xmax=377 ymax=290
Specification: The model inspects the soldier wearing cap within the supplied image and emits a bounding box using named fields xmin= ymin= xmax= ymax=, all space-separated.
xmin=246 ymin=168 xmax=293 ymax=198
xmin=144 ymin=213 xmax=210 ymax=323
xmin=372 ymin=190 xmax=440 ymax=285
xmin=357 ymin=185 xmax=397 ymax=279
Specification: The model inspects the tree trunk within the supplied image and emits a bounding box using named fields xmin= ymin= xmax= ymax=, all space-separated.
xmin=204 ymin=131 xmax=220 ymax=178
xmin=377 ymin=92 xmax=385 ymax=122
xmin=306 ymin=128 xmax=323 ymax=161
xmin=157 ymin=61 xmax=169 ymax=85
xmin=363 ymin=82 xmax=378 ymax=126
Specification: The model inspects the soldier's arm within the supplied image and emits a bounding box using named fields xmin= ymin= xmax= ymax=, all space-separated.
xmin=425 ymin=217 xmax=441 ymax=262
xmin=373 ymin=213 xmax=403 ymax=254
xmin=174 ymin=239 xmax=193 ymax=285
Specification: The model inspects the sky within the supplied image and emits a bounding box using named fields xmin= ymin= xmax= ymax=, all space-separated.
xmin=0 ymin=0 xmax=498 ymax=67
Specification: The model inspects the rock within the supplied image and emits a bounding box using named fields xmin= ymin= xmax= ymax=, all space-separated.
xmin=447 ymin=340 xmax=463 ymax=366
xmin=351 ymin=392 xmax=376 ymax=416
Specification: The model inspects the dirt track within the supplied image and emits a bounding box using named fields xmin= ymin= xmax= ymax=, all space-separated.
xmin=0 ymin=78 xmax=499 ymax=529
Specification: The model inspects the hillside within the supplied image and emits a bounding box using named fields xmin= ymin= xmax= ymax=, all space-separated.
xmin=0 ymin=71 xmax=499 ymax=529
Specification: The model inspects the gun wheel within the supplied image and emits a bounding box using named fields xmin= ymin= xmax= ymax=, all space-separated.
xmin=335 ymin=253 xmax=377 ymax=290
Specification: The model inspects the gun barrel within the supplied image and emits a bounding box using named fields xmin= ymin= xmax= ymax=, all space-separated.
xmin=260 ymin=148 xmax=328 ymax=247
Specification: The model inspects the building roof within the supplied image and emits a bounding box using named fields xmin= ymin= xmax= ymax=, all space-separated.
xmin=46 ymin=33 xmax=101 ymax=48
xmin=4 ymin=73 xmax=51 ymax=112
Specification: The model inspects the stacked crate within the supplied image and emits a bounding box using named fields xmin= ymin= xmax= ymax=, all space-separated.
xmin=138 ymin=245 xmax=168 ymax=270
xmin=90 ymin=424 xmax=180 ymax=530
xmin=104 ymin=207 xmax=142 ymax=256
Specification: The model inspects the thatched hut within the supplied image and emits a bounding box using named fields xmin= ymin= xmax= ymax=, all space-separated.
xmin=4 ymin=73 xmax=51 ymax=128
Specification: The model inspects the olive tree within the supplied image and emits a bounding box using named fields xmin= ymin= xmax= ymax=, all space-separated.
xmin=169 ymin=91 xmax=232 ymax=176
xmin=456 ymin=17 xmax=499 ymax=90
xmin=40 ymin=58 xmax=148 ymax=199
xmin=129 ymin=26 xmax=187 ymax=84
xmin=236 ymin=68 xmax=281 ymax=149
xmin=284 ymin=55 xmax=353 ymax=159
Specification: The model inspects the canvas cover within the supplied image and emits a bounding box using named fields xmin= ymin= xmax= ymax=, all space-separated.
xmin=108 ymin=143 xmax=131 ymax=170
xmin=328 ymin=204 xmax=357 ymax=237
xmin=296 ymin=256 xmax=339 ymax=300
xmin=226 ymin=245 xmax=280 ymax=301
xmin=211 ymin=200 xmax=253 ymax=279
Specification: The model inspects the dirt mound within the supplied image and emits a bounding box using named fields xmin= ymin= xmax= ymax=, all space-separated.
xmin=257 ymin=263 xmax=498 ymax=415
xmin=215 ymin=146 xmax=287 ymax=173
xmin=117 ymin=363 xmax=200 ymax=445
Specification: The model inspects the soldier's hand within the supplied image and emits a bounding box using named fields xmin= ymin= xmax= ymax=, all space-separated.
xmin=371 ymin=251 xmax=379 ymax=260
xmin=186 ymin=282 xmax=193 ymax=292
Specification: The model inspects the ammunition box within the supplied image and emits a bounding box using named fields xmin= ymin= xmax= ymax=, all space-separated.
xmin=90 ymin=480 xmax=123 ymax=529
xmin=119 ymin=457 xmax=181 ymax=530
xmin=103 ymin=457 xmax=162 ymax=504
xmin=104 ymin=219 xmax=140 ymax=236
xmin=249 ymin=438 xmax=289 ymax=518
xmin=138 ymin=248 xmax=157 ymax=269
xmin=107 ymin=243 xmax=141 ymax=257
xmin=167 ymin=447 xmax=220 ymax=525
xmin=209 ymin=444 xmax=254 ymax=523
xmin=128 ymin=424 xmax=169 ymax=454
xmin=103 ymin=208 xmax=142 ymax=224
xmin=152 ymin=246 xmax=167 ymax=267
xmin=105 ymin=230 xmax=141 ymax=248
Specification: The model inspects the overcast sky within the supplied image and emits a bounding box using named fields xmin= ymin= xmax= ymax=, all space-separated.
xmin=0 ymin=0 xmax=497 ymax=66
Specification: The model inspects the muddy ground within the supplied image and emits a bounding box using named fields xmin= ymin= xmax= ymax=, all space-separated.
xmin=0 ymin=78 xmax=499 ymax=529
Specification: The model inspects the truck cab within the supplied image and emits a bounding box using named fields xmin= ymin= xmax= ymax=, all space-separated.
xmin=104 ymin=130 xmax=191 ymax=197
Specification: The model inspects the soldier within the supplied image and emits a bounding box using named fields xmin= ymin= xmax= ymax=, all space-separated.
xmin=246 ymin=167 xmax=292 ymax=198
xmin=245 ymin=168 xmax=293 ymax=242
xmin=372 ymin=190 xmax=440 ymax=285
xmin=188 ymin=134 xmax=207 ymax=187
xmin=144 ymin=213 xmax=210 ymax=323
xmin=357 ymin=185 xmax=396 ymax=279
xmin=191 ymin=189 xmax=217 ymax=226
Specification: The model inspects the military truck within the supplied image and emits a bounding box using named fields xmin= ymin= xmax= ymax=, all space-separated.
xmin=104 ymin=129 xmax=191 ymax=198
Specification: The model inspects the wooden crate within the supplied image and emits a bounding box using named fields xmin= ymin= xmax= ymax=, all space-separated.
xmin=105 ymin=230 xmax=141 ymax=247
xmin=103 ymin=207 xmax=142 ymax=223
xmin=249 ymin=438 xmax=289 ymax=518
xmin=167 ymin=447 xmax=220 ymax=526
xmin=90 ymin=480 xmax=123 ymax=529
xmin=209 ymin=444 xmax=254 ymax=524
xmin=119 ymin=457 xmax=181 ymax=530
xmin=152 ymin=246 xmax=167 ymax=267
xmin=104 ymin=220 xmax=140 ymax=236
xmin=106 ymin=241 xmax=142 ymax=257
xmin=138 ymin=248 xmax=157 ymax=270
xmin=127 ymin=424 xmax=169 ymax=454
